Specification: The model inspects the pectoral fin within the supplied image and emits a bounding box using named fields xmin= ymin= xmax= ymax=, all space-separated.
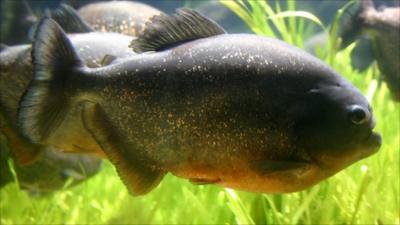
xmin=81 ymin=102 xmax=165 ymax=196
xmin=253 ymin=160 xmax=312 ymax=174
xmin=100 ymin=54 xmax=117 ymax=66
xmin=190 ymin=178 xmax=221 ymax=185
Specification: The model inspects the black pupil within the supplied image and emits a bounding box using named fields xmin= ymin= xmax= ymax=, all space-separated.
xmin=352 ymin=107 xmax=366 ymax=123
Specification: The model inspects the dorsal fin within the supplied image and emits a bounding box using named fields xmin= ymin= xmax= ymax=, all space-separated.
xmin=46 ymin=4 xmax=93 ymax=33
xmin=129 ymin=8 xmax=226 ymax=53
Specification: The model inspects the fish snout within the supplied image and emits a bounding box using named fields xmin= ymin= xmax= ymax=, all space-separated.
xmin=347 ymin=105 xmax=371 ymax=125
xmin=363 ymin=131 xmax=382 ymax=156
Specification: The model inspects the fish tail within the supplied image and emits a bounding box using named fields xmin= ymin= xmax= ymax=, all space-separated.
xmin=45 ymin=4 xmax=94 ymax=34
xmin=18 ymin=17 xmax=84 ymax=144
xmin=0 ymin=0 xmax=37 ymax=44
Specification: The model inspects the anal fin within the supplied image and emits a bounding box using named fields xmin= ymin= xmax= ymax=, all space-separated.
xmin=81 ymin=102 xmax=165 ymax=196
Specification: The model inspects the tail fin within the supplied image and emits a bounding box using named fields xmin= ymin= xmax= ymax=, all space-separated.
xmin=28 ymin=4 xmax=94 ymax=41
xmin=46 ymin=4 xmax=94 ymax=33
xmin=0 ymin=0 xmax=37 ymax=44
xmin=18 ymin=17 xmax=83 ymax=143
xmin=337 ymin=0 xmax=375 ymax=49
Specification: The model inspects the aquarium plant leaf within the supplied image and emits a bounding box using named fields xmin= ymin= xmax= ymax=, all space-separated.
xmin=266 ymin=11 xmax=325 ymax=32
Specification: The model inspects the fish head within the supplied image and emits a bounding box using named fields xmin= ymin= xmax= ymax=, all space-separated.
xmin=293 ymin=76 xmax=381 ymax=172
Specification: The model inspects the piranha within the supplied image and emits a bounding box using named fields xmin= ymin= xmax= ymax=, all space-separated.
xmin=338 ymin=0 xmax=400 ymax=101
xmin=78 ymin=0 xmax=163 ymax=36
xmin=0 ymin=138 xmax=102 ymax=193
xmin=19 ymin=9 xmax=382 ymax=196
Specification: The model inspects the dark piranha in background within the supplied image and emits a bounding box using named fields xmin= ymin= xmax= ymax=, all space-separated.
xmin=18 ymin=9 xmax=381 ymax=196
xmin=78 ymin=0 xmax=162 ymax=36
xmin=338 ymin=0 xmax=400 ymax=101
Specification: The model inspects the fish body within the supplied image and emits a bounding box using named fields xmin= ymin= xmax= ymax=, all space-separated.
xmin=339 ymin=0 xmax=400 ymax=101
xmin=78 ymin=1 xmax=163 ymax=36
xmin=364 ymin=6 xmax=400 ymax=100
xmin=20 ymin=9 xmax=381 ymax=196
xmin=86 ymin=34 xmax=381 ymax=193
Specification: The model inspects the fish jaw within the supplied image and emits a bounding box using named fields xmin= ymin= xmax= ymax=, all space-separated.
xmin=306 ymin=130 xmax=381 ymax=179
xmin=219 ymin=164 xmax=326 ymax=193
xmin=359 ymin=131 xmax=382 ymax=157
xmin=168 ymin=129 xmax=381 ymax=194
xmin=219 ymin=131 xmax=380 ymax=193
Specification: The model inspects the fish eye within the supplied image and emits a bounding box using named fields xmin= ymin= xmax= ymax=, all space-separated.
xmin=349 ymin=105 xmax=369 ymax=125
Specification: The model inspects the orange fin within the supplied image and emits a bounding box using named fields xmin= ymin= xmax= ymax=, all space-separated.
xmin=81 ymin=102 xmax=165 ymax=196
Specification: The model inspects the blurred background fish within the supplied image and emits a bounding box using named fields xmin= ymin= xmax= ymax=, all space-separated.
xmin=0 ymin=138 xmax=102 ymax=194
xmin=77 ymin=0 xmax=163 ymax=36
xmin=337 ymin=0 xmax=400 ymax=101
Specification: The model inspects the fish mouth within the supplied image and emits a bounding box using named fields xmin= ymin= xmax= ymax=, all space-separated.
xmin=361 ymin=131 xmax=382 ymax=156
xmin=361 ymin=113 xmax=381 ymax=155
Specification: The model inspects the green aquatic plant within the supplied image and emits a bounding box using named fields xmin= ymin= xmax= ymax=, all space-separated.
xmin=0 ymin=1 xmax=399 ymax=224
xmin=219 ymin=0 xmax=325 ymax=47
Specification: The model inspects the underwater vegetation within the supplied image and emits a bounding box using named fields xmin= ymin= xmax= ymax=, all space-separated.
xmin=0 ymin=0 xmax=399 ymax=224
